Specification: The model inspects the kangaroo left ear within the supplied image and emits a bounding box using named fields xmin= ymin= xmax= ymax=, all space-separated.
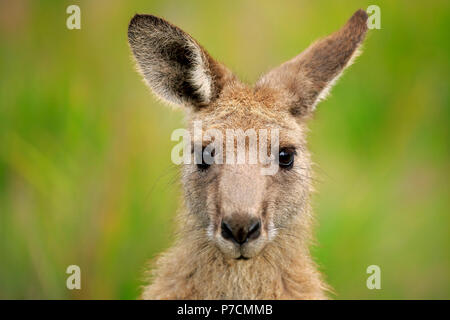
xmin=128 ymin=14 xmax=233 ymax=109
xmin=256 ymin=9 xmax=368 ymax=117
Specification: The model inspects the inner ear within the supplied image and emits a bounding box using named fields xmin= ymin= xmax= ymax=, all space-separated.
xmin=128 ymin=14 xmax=232 ymax=109
xmin=162 ymin=41 xmax=206 ymax=103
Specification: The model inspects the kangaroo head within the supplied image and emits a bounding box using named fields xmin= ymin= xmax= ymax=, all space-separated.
xmin=128 ymin=10 xmax=368 ymax=260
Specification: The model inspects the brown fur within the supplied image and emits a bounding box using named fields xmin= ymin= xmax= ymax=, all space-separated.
xmin=128 ymin=9 xmax=368 ymax=300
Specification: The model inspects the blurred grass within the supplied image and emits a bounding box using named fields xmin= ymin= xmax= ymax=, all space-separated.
xmin=0 ymin=0 xmax=448 ymax=299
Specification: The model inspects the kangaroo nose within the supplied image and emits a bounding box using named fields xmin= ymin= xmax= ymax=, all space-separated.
xmin=221 ymin=217 xmax=261 ymax=245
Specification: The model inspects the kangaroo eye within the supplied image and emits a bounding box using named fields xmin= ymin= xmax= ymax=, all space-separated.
xmin=196 ymin=147 xmax=214 ymax=171
xmin=279 ymin=148 xmax=295 ymax=169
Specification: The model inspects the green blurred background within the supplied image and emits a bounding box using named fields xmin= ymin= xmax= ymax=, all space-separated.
xmin=0 ymin=0 xmax=448 ymax=299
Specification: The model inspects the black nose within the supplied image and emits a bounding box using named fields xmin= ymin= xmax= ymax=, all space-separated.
xmin=221 ymin=217 xmax=261 ymax=245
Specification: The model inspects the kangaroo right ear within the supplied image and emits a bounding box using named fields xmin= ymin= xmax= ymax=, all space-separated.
xmin=256 ymin=9 xmax=368 ymax=117
xmin=128 ymin=14 xmax=232 ymax=109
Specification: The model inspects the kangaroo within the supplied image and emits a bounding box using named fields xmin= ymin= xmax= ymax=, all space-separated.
xmin=127 ymin=9 xmax=368 ymax=299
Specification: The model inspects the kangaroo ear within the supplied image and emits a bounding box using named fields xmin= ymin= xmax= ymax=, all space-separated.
xmin=128 ymin=14 xmax=232 ymax=108
xmin=257 ymin=9 xmax=368 ymax=117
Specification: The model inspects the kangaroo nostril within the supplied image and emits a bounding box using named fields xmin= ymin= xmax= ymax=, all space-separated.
xmin=220 ymin=218 xmax=261 ymax=245
xmin=247 ymin=220 xmax=261 ymax=240
xmin=221 ymin=221 xmax=234 ymax=241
